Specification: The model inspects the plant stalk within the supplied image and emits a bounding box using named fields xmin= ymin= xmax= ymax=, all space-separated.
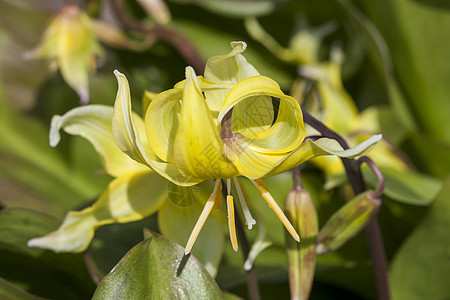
xmin=302 ymin=110 xmax=390 ymax=300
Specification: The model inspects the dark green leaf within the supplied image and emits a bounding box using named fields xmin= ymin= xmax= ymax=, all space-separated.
xmin=363 ymin=167 xmax=443 ymax=206
xmin=0 ymin=209 xmax=96 ymax=299
xmin=390 ymin=177 xmax=450 ymax=299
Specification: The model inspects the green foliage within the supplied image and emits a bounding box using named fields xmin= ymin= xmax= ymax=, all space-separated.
xmin=390 ymin=178 xmax=450 ymax=299
xmin=0 ymin=0 xmax=449 ymax=299
xmin=93 ymin=230 xmax=223 ymax=299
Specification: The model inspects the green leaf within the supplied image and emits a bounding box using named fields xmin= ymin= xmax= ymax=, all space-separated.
xmin=363 ymin=167 xmax=443 ymax=206
xmin=403 ymin=133 xmax=450 ymax=180
xmin=335 ymin=0 xmax=417 ymax=132
xmin=390 ymin=177 xmax=450 ymax=299
xmin=361 ymin=0 xmax=450 ymax=143
xmin=0 ymin=277 xmax=46 ymax=300
xmin=93 ymin=231 xmax=223 ymax=299
xmin=172 ymin=0 xmax=290 ymax=17
xmin=0 ymin=209 xmax=96 ymax=299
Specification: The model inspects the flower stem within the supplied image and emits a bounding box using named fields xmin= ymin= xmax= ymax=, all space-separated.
xmin=109 ymin=0 xmax=205 ymax=73
xmin=221 ymin=181 xmax=260 ymax=300
xmin=303 ymin=110 xmax=390 ymax=300
xmin=235 ymin=205 xmax=261 ymax=300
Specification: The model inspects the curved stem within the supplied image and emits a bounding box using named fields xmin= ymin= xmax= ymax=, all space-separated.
xmin=303 ymin=110 xmax=390 ymax=300
xmin=358 ymin=156 xmax=385 ymax=198
xmin=109 ymin=0 xmax=205 ymax=73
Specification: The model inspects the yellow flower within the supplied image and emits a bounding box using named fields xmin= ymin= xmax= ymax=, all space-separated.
xmin=299 ymin=50 xmax=409 ymax=175
xmin=30 ymin=5 xmax=102 ymax=104
xmin=28 ymin=42 xmax=380 ymax=261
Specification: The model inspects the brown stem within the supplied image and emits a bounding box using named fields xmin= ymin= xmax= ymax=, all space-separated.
xmin=109 ymin=0 xmax=205 ymax=74
xmin=303 ymin=110 xmax=390 ymax=300
xmin=358 ymin=156 xmax=385 ymax=198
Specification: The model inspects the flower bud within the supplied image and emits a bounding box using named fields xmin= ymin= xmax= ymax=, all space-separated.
xmin=316 ymin=191 xmax=381 ymax=254
xmin=137 ymin=0 xmax=171 ymax=25
xmin=30 ymin=5 xmax=102 ymax=104
xmin=285 ymin=188 xmax=318 ymax=300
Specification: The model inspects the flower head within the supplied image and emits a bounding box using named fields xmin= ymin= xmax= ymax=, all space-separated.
xmin=30 ymin=5 xmax=102 ymax=104
xmin=28 ymin=42 xmax=380 ymax=262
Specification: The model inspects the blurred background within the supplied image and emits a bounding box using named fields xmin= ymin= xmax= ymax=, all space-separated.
xmin=0 ymin=0 xmax=449 ymax=299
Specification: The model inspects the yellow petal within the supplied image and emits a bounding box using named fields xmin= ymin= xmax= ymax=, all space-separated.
xmin=203 ymin=41 xmax=260 ymax=119
xmin=113 ymin=70 xmax=200 ymax=186
xmin=49 ymin=105 xmax=148 ymax=177
xmin=217 ymin=76 xmax=304 ymax=178
xmin=142 ymin=90 xmax=158 ymax=114
xmin=218 ymin=75 xmax=305 ymax=153
xmin=145 ymin=89 xmax=182 ymax=163
xmin=173 ymin=67 xmax=238 ymax=179
xmin=267 ymin=135 xmax=383 ymax=177
xmin=45 ymin=6 xmax=102 ymax=104
xmin=27 ymin=171 xmax=166 ymax=252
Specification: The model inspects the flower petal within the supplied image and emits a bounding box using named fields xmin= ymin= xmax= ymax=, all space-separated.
xmin=158 ymin=182 xmax=224 ymax=277
xmin=218 ymin=75 xmax=305 ymax=153
xmin=145 ymin=89 xmax=182 ymax=163
xmin=173 ymin=67 xmax=238 ymax=179
xmin=27 ymin=171 xmax=166 ymax=252
xmin=203 ymin=41 xmax=260 ymax=119
xmin=113 ymin=70 xmax=200 ymax=186
xmin=267 ymin=134 xmax=383 ymax=177
xmin=49 ymin=105 xmax=147 ymax=177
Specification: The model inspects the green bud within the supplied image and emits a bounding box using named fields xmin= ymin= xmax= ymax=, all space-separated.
xmin=316 ymin=191 xmax=381 ymax=254
xmin=285 ymin=188 xmax=318 ymax=300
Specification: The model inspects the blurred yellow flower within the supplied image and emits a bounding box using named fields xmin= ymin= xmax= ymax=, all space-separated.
xmin=30 ymin=5 xmax=102 ymax=104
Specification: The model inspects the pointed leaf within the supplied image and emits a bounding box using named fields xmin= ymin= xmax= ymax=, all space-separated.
xmin=92 ymin=231 xmax=223 ymax=299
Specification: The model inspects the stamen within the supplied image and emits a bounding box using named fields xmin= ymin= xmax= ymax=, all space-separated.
xmin=184 ymin=180 xmax=221 ymax=255
xmin=233 ymin=177 xmax=256 ymax=230
xmin=227 ymin=178 xmax=232 ymax=195
xmin=251 ymin=179 xmax=300 ymax=242
xmin=213 ymin=180 xmax=222 ymax=210
xmin=227 ymin=195 xmax=238 ymax=251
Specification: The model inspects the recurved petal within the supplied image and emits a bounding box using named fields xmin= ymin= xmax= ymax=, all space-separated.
xmin=266 ymin=134 xmax=383 ymax=177
xmin=49 ymin=105 xmax=147 ymax=177
xmin=204 ymin=41 xmax=259 ymax=83
xmin=203 ymin=41 xmax=260 ymax=119
xmin=218 ymin=75 xmax=305 ymax=154
xmin=27 ymin=171 xmax=166 ymax=252
xmin=113 ymin=70 xmax=199 ymax=186
xmin=145 ymin=88 xmax=182 ymax=163
xmin=173 ymin=67 xmax=238 ymax=179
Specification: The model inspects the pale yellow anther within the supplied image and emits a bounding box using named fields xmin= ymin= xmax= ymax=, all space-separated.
xmin=252 ymin=179 xmax=300 ymax=242
xmin=184 ymin=180 xmax=221 ymax=255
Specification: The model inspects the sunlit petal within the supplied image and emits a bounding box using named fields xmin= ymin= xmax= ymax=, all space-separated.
xmin=173 ymin=67 xmax=238 ymax=179
xmin=203 ymin=41 xmax=260 ymax=119
xmin=267 ymin=134 xmax=383 ymax=177
xmin=113 ymin=70 xmax=199 ymax=186
xmin=28 ymin=171 xmax=166 ymax=252
xmin=49 ymin=105 xmax=147 ymax=177
xmin=145 ymin=89 xmax=182 ymax=163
